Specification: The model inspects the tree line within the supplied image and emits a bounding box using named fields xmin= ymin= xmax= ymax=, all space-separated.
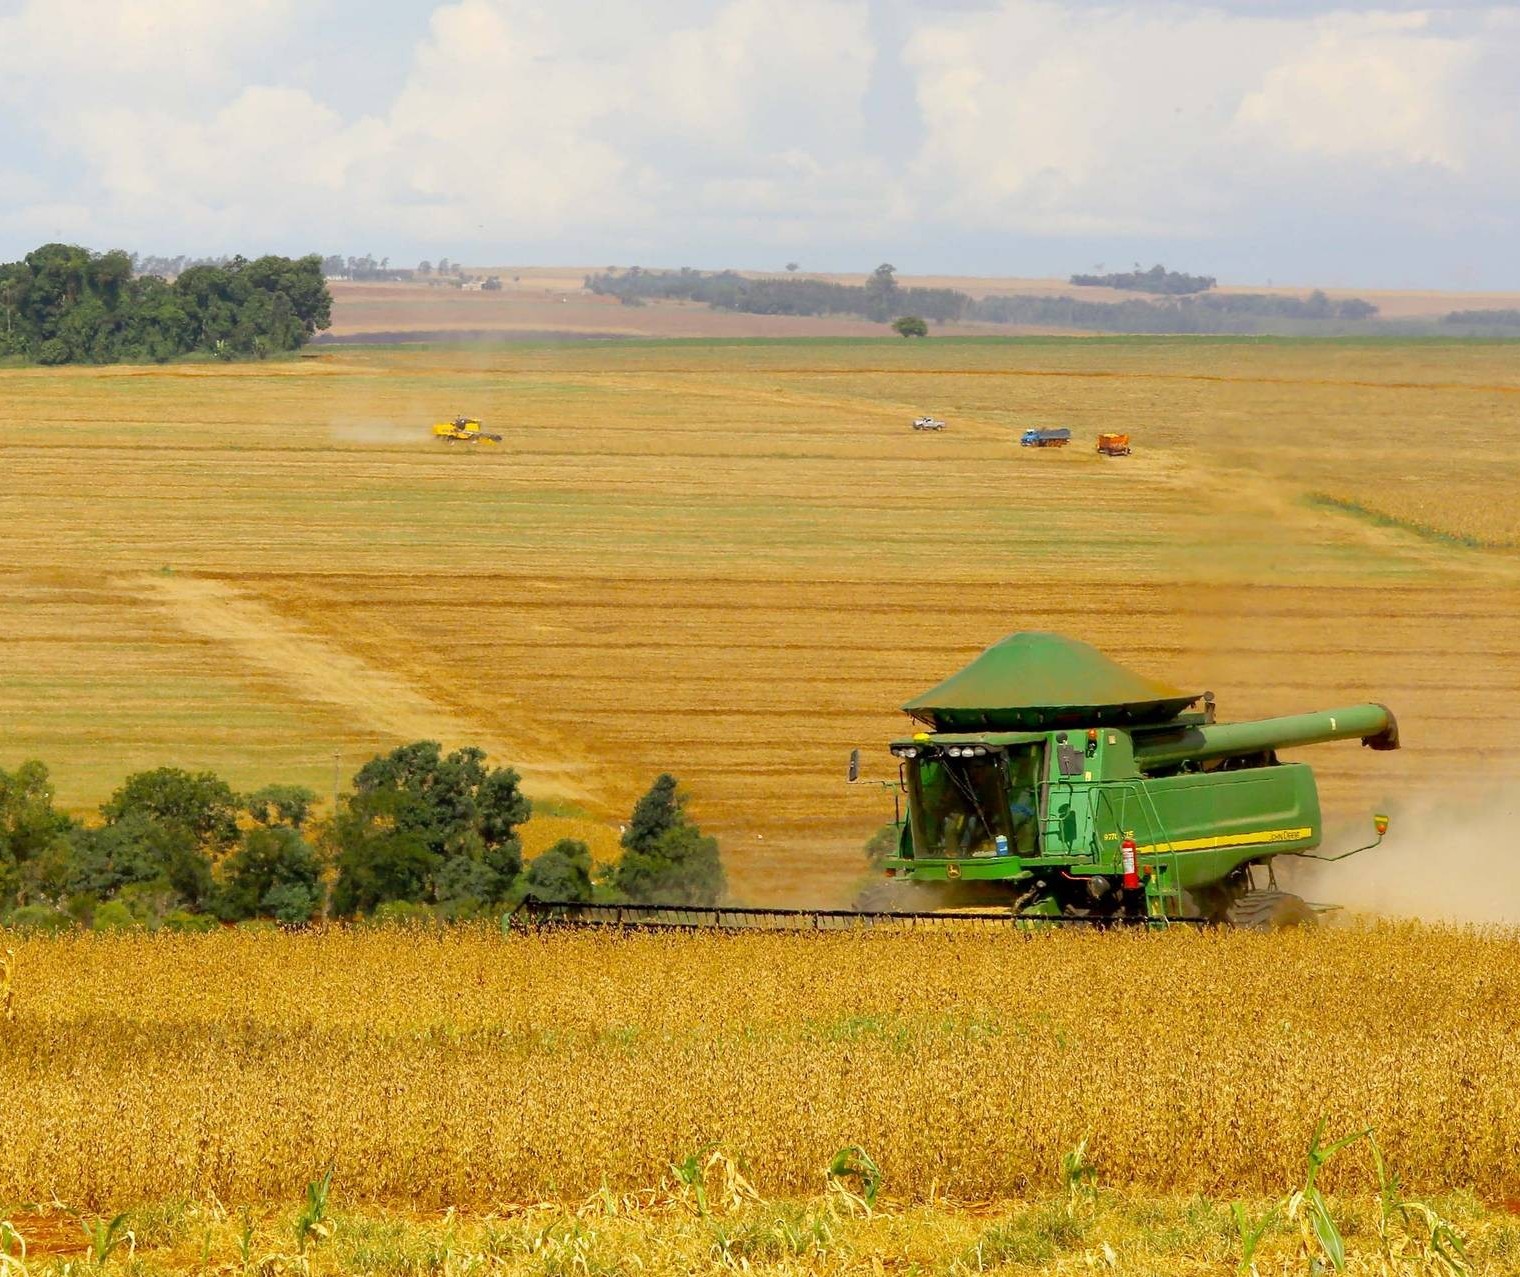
xmin=586 ymin=263 xmax=969 ymax=324
xmin=582 ymin=264 xmax=1387 ymax=334
xmin=1069 ymin=264 xmax=1216 ymax=294
xmin=0 ymin=746 xmax=724 ymax=932
xmin=0 ymin=243 xmax=332 ymax=365
xmin=971 ymin=288 xmax=1380 ymax=332
xmin=1445 ymin=308 xmax=1520 ymax=330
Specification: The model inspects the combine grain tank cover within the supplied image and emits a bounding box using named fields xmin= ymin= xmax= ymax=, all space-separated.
xmin=902 ymin=632 xmax=1200 ymax=731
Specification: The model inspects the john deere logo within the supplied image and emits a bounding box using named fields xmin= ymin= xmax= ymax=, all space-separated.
xmin=946 ymin=863 xmax=962 ymax=879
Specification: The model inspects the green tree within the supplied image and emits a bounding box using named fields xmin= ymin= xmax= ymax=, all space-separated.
xmin=523 ymin=839 xmax=593 ymax=902
xmin=102 ymin=767 xmax=241 ymax=854
xmin=3 ymin=903 xmax=72 ymax=933
xmin=892 ymin=315 xmax=928 ymax=338
xmin=863 ymin=822 xmax=902 ymax=866
xmin=616 ymin=824 xmax=725 ymax=906
xmin=92 ymin=899 xmax=139 ymax=931
xmin=70 ymin=766 xmax=242 ymax=913
xmin=64 ymin=813 xmax=211 ymax=911
xmin=433 ymin=849 xmax=507 ymax=918
xmin=0 ymin=761 xmax=73 ymax=908
xmin=614 ymin=775 xmax=725 ymax=905
xmin=0 ymin=243 xmax=336 ymax=366
xmin=246 ymin=784 xmax=317 ymax=829
xmin=216 ymin=825 xmax=323 ymax=923
xmin=0 ymin=269 xmax=23 ymax=349
xmin=621 ymin=773 xmax=682 ymax=856
xmin=331 ymin=742 xmax=529 ymax=915
xmin=863 ymin=263 xmax=900 ymax=322
xmin=331 ymin=818 xmax=437 ymax=917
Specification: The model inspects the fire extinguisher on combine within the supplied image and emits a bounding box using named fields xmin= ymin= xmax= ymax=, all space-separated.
xmin=1121 ymin=834 xmax=1140 ymax=892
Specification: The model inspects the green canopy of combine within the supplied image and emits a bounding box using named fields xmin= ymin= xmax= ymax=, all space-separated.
xmin=902 ymin=632 xmax=1199 ymax=731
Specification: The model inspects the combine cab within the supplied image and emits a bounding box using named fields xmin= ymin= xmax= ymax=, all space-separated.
xmin=433 ymin=416 xmax=502 ymax=444
xmin=881 ymin=632 xmax=1398 ymax=926
xmin=1096 ymin=432 xmax=1132 ymax=456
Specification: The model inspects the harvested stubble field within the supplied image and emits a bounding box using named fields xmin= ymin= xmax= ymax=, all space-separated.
xmin=3 ymin=336 xmax=1519 ymax=901
xmin=6 ymin=924 xmax=1520 ymax=1274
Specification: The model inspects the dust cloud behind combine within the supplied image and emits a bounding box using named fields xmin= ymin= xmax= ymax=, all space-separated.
xmin=330 ymin=419 xmax=421 ymax=445
xmin=1286 ymin=787 xmax=1520 ymax=925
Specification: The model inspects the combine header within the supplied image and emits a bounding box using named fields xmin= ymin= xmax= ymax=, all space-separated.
xmin=518 ymin=633 xmax=1398 ymax=932
xmin=509 ymin=899 xmax=1029 ymax=931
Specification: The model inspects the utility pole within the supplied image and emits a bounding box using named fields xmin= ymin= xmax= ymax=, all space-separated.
xmin=331 ymin=751 xmax=341 ymax=822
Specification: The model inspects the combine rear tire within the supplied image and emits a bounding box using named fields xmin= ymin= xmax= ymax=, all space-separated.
xmin=1226 ymin=890 xmax=1317 ymax=930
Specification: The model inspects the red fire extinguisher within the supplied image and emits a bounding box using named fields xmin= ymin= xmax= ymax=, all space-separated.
xmin=1120 ymin=836 xmax=1140 ymax=891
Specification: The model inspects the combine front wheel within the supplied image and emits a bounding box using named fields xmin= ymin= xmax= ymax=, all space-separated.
xmin=1225 ymin=890 xmax=1316 ymax=930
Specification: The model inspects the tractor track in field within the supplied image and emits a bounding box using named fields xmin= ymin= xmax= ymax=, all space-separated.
xmin=132 ymin=573 xmax=604 ymax=809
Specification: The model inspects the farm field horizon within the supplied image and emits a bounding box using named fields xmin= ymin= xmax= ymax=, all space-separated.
xmin=3 ymin=332 xmax=1519 ymax=904
xmin=320 ymin=272 xmax=1520 ymax=342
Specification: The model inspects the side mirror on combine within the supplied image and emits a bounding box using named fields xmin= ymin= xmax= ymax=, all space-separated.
xmin=847 ymin=749 xmax=860 ymax=784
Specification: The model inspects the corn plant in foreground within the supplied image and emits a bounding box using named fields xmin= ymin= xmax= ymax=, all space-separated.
xmin=77 ymin=1213 xmax=133 ymax=1267
xmin=294 ymin=1168 xmax=334 ymax=1254
xmin=1059 ymin=1135 xmax=1099 ymax=1216
xmin=0 ymin=1221 xmax=26 ymax=1277
xmin=670 ymin=1148 xmax=759 ymax=1218
xmin=1236 ymin=1121 xmax=1471 ymax=1277
xmin=824 ymin=1146 xmax=882 ymax=1216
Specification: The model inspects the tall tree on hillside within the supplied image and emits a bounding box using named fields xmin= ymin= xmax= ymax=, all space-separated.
xmin=614 ymin=774 xmax=724 ymax=906
xmin=863 ymin=263 xmax=900 ymax=322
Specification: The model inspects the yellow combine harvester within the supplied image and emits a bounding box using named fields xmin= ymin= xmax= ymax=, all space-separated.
xmin=432 ymin=416 xmax=502 ymax=444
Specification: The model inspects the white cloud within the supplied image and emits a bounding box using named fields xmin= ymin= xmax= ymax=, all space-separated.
xmin=0 ymin=0 xmax=1516 ymax=281
xmin=7 ymin=0 xmax=879 ymax=246
xmin=0 ymin=0 xmax=297 ymax=104
xmin=653 ymin=0 xmax=872 ymax=149
xmin=901 ymin=2 xmax=1500 ymax=236
xmin=1235 ymin=13 xmax=1475 ymax=169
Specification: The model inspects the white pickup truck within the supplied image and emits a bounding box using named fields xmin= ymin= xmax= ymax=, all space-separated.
xmin=912 ymin=416 xmax=946 ymax=431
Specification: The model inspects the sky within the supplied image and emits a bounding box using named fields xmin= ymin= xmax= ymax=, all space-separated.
xmin=1 ymin=0 xmax=1516 ymax=288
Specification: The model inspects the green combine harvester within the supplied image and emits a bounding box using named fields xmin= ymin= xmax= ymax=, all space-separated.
xmin=875 ymin=631 xmax=1397 ymax=927
xmin=513 ymin=632 xmax=1398 ymax=931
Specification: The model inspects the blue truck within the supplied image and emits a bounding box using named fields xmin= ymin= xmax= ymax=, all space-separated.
xmin=1019 ymin=427 xmax=1071 ymax=448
